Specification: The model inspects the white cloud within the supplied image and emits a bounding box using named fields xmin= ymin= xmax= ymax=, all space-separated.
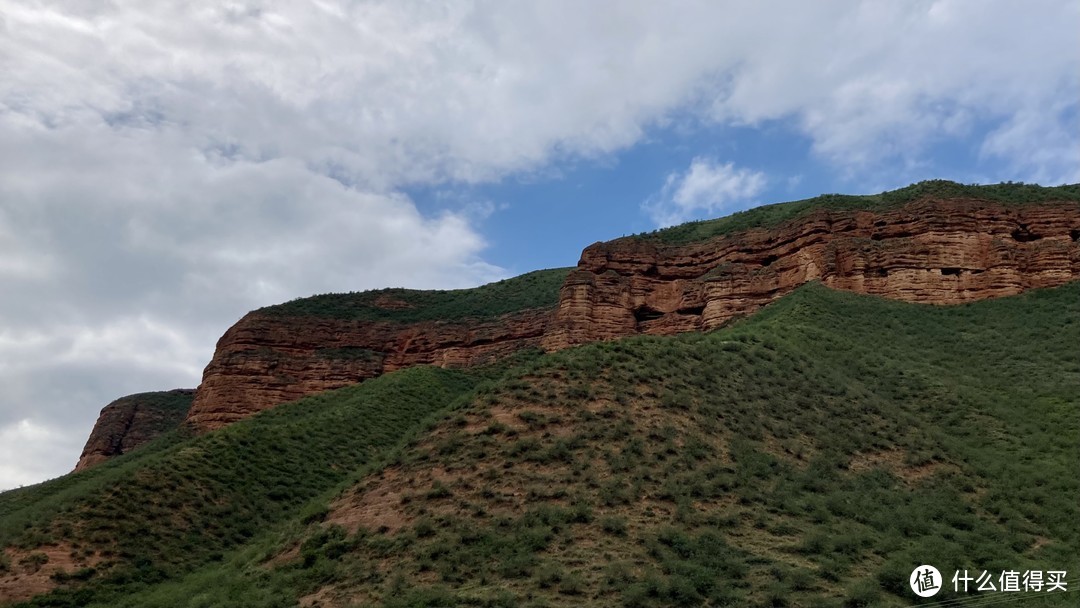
xmin=703 ymin=0 xmax=1079 ymax=180
xmin=0 ymin=319 xmax=209 ymax=486
xmin=0 ymin=420 xmax=84 ymax=489
xmin=0 ymin=0 xmax=1076 ymax=489
xmin=645 ymin=158 xmax=766 ymax=227
xmin=980 ymin=104 xmax=1080 ymax=184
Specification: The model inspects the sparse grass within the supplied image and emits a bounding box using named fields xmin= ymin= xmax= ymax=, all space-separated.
xmin=0 ymin=391 xmax=194 ymax=524
xmin=635 ymin=180 xmax=1080 ymax=245
xmin=258 ymin=267 xmax=572 ymax=322
xmin=0 ymin=365 xmax=500 ymax=607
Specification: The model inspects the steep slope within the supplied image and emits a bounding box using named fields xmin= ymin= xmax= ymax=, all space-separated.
xmin=0 ymin=365 xmax=498 ymax=605
xmin=74 ymin=390 xmax=194 ymax=471
xmin=5 ymin=281 xmax=1076 ymax=607
xmin=184 ymin=181 xmax=1080 ymax=433
xmin=251 ymin=282 xmax=1077 ymax=608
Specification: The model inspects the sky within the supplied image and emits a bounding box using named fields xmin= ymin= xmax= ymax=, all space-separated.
xmin=1 ymin=0 xmax=1078 ymax=490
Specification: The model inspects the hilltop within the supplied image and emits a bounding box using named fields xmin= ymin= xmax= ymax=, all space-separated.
xmin=258 ymin=268 xmax=571 ymax=323
xmin=633 ymin=180 xmax=1080 ymax=245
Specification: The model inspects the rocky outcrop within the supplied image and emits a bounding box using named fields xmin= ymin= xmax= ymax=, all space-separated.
xmin=186 ymin=308 xmax=551 ymax=430
xmin=75 ymin=390 xmax=194 ymax=470
xmin=185 ymin=196 xmax=1080 ymax=432
xmin=541 ymin=199 xmax=1080 ymax=348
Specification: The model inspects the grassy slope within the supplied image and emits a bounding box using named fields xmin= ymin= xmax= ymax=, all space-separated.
xmin=0 ymin=364 xmax=506 ymax=607
xmin=0 ymin=391 xmax=195 ymax=518
xmin=636 ymin=180 xmax=1080 ymax=245
xmin=30 ymin=280 xmax=1075 ymax=608
xmin=258 ymin=267 xmax=572 ymax=322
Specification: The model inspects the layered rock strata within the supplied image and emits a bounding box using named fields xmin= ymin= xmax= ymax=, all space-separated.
xmin=186 ymin=308 xmax=552 ymax=430
xmin=541 ymin=199 xmax=1080 ymax=348
xmin=75 ymin=389 xmax=195 ymax=470
xmin=179 ymin=197 xmax=1079 ymax=432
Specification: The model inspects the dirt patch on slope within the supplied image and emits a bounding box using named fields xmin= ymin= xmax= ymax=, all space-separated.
xmin=326 ymin=467 xmax=415 ymax=535
xmin=847 ymin=448 xmax=957 ymax=483
xmin=0 ymin=543 xmax=101 ymax=604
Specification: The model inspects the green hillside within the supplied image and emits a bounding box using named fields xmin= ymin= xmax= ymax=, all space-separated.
xmin=3 ymin=281 xmax=1077 ymax=607
xmin=636 ymin=180 xmax=1080 ymax=245
xmin=0 ymin=364 xmax=501 ymax=607
xmin=258 ymin=267 xmax=572 ymax=322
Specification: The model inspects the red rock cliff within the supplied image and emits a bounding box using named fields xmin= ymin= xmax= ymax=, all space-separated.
xmin=541 ymin=198 xmax=1080 ymax=349
xmin=186 ymin=308 xmax=552 ymax=429
xmin=75 ymin=389 xmax=194 ymax=470
xmin=186 ymin=196 xmax=1080 ymax=431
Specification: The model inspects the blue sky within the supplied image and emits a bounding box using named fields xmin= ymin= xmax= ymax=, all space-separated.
xmin=0 ymin=0 xmax=1077 ymax=488
xmin=405 ymin=122 xmax=815 ymax=271
xmin=408 ymin=111 xmax=1055 ymax=274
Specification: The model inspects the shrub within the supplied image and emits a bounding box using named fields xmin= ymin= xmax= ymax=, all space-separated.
xmin=843 ymin=580 xmax=882 ymax=607
xmin=560 ymin=570 xmax=586 ymax=595
xmin=425 ymin=482 xmax=453 ymax=500
xmin=18 ymin=552 xmax=49 ymax=573
xmin=599 ymin=515 xmax=629 ymax=536
xmin=534 ymin=563 xmax=563 ymax=588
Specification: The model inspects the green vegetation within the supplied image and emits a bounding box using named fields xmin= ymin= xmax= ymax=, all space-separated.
xmin=116 ymin=390 xmax=193 ymax=437
xmin=0 ymin=365 xmax=498 ymax=607
xmin=3 ymin=281 xmax=1078 ymax=607
xmin=121 ymin=390 xmax=194 ymax=414
xmin=637 ymin=180 xmax=1080 ymax=245
xmin=0 ymin=391 xmax=194 ymax=511
xmin=260 ymin=280 xmax=1072 ymax=608
xmin=0 ymin=430 xmax=195 ymax=527
xmin=258 ymin=267 xmax=572 ymax=322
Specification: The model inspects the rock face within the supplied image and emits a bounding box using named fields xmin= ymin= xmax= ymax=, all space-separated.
xmin=185 ymin=196 xmax=1080 ymax=432
xmin=186 ymin=308 xmax=552 ymax=430
xmin=541 ymin=199 xmax=1080 ymax=349
xmin=75 ymin=390 xmax=195 ymax=471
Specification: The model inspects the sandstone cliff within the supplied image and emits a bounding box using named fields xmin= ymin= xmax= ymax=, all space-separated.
xmin=541 ymin=198 xmax=1080 ymax=349
xmin=174 ymin=192 xmax=1078 ymax=433
xmin=185 ymin=307 xmax=553 ymax=429
xmin=75 ymin=389 xmax=194 ymax=470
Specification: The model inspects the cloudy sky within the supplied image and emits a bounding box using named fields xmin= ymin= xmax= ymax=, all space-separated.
xmin=1 ymin=0 xmax=1077 ymax=489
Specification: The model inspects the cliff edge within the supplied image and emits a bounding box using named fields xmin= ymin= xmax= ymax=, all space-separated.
xmin=77 ymin=182 xmax=1080 ymax=446
xmin=75 ymin=389 xmax=194 ymax=470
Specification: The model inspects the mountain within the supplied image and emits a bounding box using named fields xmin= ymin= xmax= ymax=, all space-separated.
xmin=3 ymin=180 xmax=1078 ymax=606
xmin=86 ymin=179 xmax=1080 ymax=450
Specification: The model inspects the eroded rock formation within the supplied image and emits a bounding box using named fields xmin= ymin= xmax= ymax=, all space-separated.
xmin=75 ymin=389 xmax=194 ymax=470
xmin=541 ymin=199 xmax=1080 ymax=348
xmin=176 ymin=197 xmax=1078 ymax=431
xmin=186 ymin=308 xmax=552 ymax=430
